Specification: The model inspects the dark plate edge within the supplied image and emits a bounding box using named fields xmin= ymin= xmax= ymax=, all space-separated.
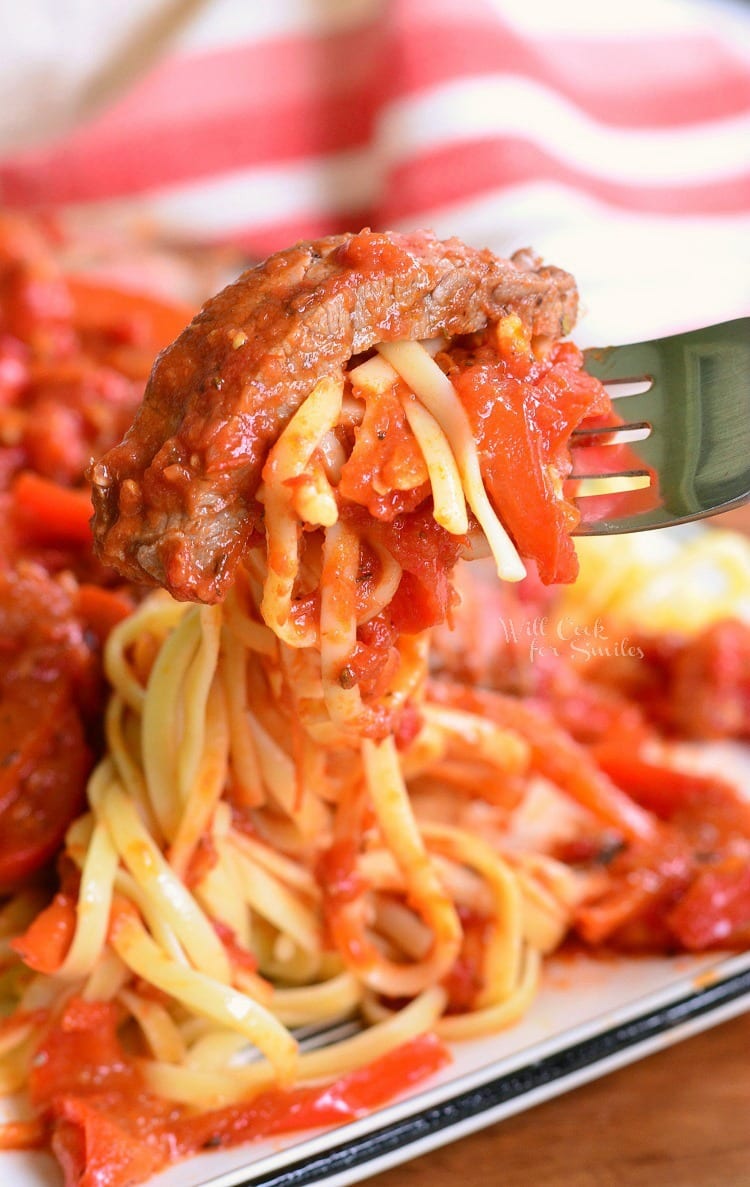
xmin=238 ymin=965 xmax=750 ymax=1187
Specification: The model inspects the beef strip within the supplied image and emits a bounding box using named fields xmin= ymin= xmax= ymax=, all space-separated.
xmin=89 ymin=229 xmax=578 ymax=603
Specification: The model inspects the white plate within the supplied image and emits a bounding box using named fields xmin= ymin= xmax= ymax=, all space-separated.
xmin=5 ymin=567 xmax=750 ymax=1187
xmin=4 ymin=947 xmax=750 ymax=1187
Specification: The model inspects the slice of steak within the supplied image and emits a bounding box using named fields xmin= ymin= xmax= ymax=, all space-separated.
xmin=90 ymin=229 xmax=578 ymax=603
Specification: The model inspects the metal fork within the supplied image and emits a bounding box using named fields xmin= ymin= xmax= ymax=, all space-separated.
xmin=571 ymin=317 xmax=750 ymax=534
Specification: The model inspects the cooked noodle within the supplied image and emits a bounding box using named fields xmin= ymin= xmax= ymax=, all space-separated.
xmin=5 ymin=286 xmax=733 ymax=1187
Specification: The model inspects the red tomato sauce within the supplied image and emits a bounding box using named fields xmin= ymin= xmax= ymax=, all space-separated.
xmin=447 ymin=329 xmax=610 ymax=584
xmin=29 ymin=996 xmax=449 ymax=1187
xmin=442 ymin=907 xmax=494 ymax=1012
xmin=3 ymin=215 xmax=749 ymax=1187
xmin=338 ymin=379 xmax=430 ymax=519
xmin=0 ymin=214 xmax=190 ymax=891
xmin=431 ymin=593 xmax=750 ymax=955
xmin=326 ymin=319 xmax=613 ymax=721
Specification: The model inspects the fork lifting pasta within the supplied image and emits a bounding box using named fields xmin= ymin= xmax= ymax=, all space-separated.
xmin=2 ymin=230 xmax=747 ymax=1187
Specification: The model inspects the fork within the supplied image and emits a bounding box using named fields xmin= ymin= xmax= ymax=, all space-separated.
xmin=570 ymin=317 xmax=750 ymax=534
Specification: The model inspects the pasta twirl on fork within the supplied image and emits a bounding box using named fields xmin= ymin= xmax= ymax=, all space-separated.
xmin=1 ymin=229 xmax=748 ymax=1187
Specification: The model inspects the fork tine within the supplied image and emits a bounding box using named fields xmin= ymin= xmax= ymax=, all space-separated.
xmin=572 ymin=422 xmax=651 ymax=445
xmin=571 ymin=470 xmax=651 ymax=488
xmin=297 ymin=1018 xmax=362 ymax=1051
xmin=576 ymin=318 xmax=750 ymax=534
xmin=575 ymin=502 xmax=669 ymax=536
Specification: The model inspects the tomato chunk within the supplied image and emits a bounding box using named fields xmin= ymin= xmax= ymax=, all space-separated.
xmin=452 ymin=337 xmax=609 ymax=584
xmin=667 ymin=859 xmax=750 ymax=949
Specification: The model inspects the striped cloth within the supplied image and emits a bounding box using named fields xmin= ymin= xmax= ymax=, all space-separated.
xmin=1 ymin=0 xmax=748 ymax=342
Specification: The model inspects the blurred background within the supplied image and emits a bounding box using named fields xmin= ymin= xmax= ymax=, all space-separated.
xmin=0 ymin=0 xmax=748 ymax=343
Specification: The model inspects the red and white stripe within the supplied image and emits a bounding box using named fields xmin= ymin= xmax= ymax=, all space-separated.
xmin=0 ymin=0 xmax=747 ymax=339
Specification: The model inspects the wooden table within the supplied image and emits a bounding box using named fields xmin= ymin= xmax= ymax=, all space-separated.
xmin=366 ymin=1012 xmax=750 ymax=1187
xmin=369 ymin=505 xmax=750 ymax=1187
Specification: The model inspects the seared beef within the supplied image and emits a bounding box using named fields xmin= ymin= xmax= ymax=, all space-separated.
xmin=90 ymin=229 xmax=578 ymax=603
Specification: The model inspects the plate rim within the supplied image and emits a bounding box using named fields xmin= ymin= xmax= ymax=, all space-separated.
xmin=186 ymin=951 xmax=750 ymax=1187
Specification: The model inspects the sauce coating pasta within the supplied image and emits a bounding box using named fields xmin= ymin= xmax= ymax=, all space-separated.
xmin=0 ymin=222 xmax=748 ymax=1187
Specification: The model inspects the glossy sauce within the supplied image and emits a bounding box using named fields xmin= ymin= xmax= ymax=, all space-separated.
xmin=28 ymin=995 xmax=449 ymax=1187
xmin=0 ymin=216 xmax=190 ymax=890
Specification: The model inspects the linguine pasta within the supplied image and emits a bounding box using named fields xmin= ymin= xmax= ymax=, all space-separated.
xmin=2 ymin=230 xmax=747 ymax=1187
